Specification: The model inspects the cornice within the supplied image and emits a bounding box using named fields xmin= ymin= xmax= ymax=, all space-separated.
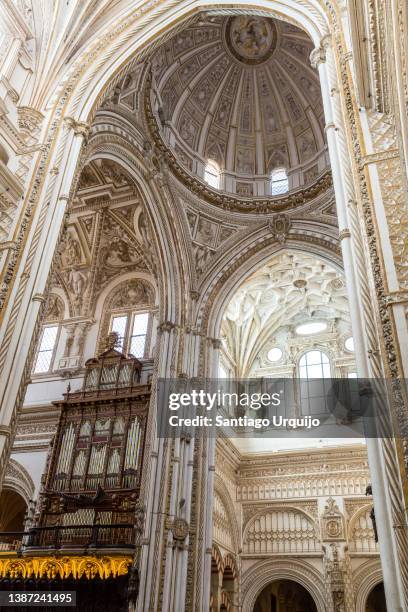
xmin=144 ymin=73 xmax=333 ymax=215
xmin=238 ymin=444 xmax=367 ymax=467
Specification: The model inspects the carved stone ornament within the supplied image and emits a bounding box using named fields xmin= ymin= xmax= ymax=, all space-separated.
xmin=158 ymin=320 xmax=176 ymax=333
xmin=269 ymin=214 xmax=291 ymax=244
xmin=104 ymin=331 xmax=120 ymax=351
xmin=17 ymin=106 xmax=44 ymax=135
xmin=110 ymin=279 xmax=154 ymax=310
xmin=170 ymin=517 xmax=189 ymax=543
xmin=321 ymin=497 xmax=345 ymax=541
xmin=310 ymin=45 xmax=327 ymax=69
xmin=64 ymin=116 xmax=91 ymax=141
xmin=44 ymin=294 xmax=64 ymax=322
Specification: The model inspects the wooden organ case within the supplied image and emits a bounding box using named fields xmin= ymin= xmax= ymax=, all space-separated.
xmin=31 ymin=336 xmax=150 ymax=553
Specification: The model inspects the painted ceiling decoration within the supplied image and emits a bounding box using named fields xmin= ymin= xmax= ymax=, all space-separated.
xmin=150 ymin=15 xmax=328 ymax=196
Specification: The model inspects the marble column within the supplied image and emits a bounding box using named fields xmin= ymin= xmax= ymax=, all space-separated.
xmin=312 ymin=38 xmax=406 ymax=612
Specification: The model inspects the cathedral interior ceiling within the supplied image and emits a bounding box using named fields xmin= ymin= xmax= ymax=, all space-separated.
xmin=53 ymin=159 xmax=158 ymax=320
xmin=94 ymin=12 xmax=332 ymax=208
xmin=221 ymin=251 xmax=351 ymax=377
xmin=149 ymin=15 xmax=327 ymax=185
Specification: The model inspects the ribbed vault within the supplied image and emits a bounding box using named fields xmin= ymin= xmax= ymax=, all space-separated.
xmin=221 ymin=251 xmax=351 ymax=377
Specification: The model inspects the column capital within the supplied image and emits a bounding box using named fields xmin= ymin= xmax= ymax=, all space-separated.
xmin=64 ymin=116 xmax=90 ymax=141
xmin=209 ymin=337 xmax=222 ymax=349
xmin=157 ymin=320 xmax=177 ymax=333
xmin=310 ymin=46 xmax=326 ymax=69
xmin=310 ymin=36 xmax=331 ymax=68
xmin=339 ymin=229 xmax=351 ymax=241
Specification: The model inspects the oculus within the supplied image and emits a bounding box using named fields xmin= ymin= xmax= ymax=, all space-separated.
xmin=267 ymin=347 xmax=283 ymax=362
xmin=295 ymin=321 xmax=327 ymax=335
xmin=345 ymin=336 xmax=355 ymax=352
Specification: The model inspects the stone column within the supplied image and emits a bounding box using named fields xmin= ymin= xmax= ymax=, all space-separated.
xmin=0 ymin=119 xmax=88 ymax=487
xmin=312 ymin=38 xmax=407 ymax=612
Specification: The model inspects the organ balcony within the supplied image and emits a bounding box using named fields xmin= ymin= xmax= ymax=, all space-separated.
xmin=0 ymin=333 xmax=150 ymax=563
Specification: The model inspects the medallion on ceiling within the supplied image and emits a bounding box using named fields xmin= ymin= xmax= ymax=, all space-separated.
xmin=225 ymin=16 xmax=277 ymax=65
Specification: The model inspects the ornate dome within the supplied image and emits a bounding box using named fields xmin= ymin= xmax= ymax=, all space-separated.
xmin=151 ymin=15 xmax=328 ymax=197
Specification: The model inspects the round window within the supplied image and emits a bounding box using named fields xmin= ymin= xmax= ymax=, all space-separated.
xmin=267 ymin=347 xmax=283 ymax=362
xmin=345 ymin=337 xmax=354 ymax=352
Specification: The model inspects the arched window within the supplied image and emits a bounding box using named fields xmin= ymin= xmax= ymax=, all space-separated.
xmin=110 ymin=311 xmax=150 ymax=358
xmin=33 ymin=294 xmax=65 ymax=374
xmin=101 ymin=279 xmax=155 ymax=359
xmin=345 ymin=336 xmax=355 ymax=352
xmin=204 ymin=160 xmax=220 ymax=189
xmin=271 ymin=167 xmax=289 ymax=195
xmin=299 ymin=350 xmax=331 ymax=379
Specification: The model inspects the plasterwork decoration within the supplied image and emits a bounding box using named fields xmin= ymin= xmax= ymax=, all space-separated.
xmin=17 ymin=107 xmax=44 ymax=138
xmin=0 ymin=4 xmax=406 ymax=612
xmin=343 ymin=497 xmax=369 ymax=519
xmin=353 ymin=559 xmax=383 ymax=612
xmin=51 ymin=159 xmax=157 ymax=322
xmin=321 ymin=497 xmax=345 ymax=541
xmin=0 ymin=556 xmax=132 ymax=580
xmin=367 ymin=112 xmax=408 ymax=292
xmin=213 ymin=476 xmax=240 ymax=554
xmin=169 ymin=517 xmax=189 ymax=549
xmin=222 ymin=251 xmax=349 ymax=377
xmin=44 ymin=294 xmax=65 ymax=322
xmin=348 ymin=506 xmax=378 ymax=553
xmin=4 ymin=458 xmax=35 ymax=503
xmin=241 ymin=557 xmax=326 ymax=612
xmin=224 ymin=17 xmax=277 ymax=65
xmin=325 ymin=545 xmax=348 ymax=612
xmin=147 ymin=14 xmax=326 ymax=196
xmin=324 ymin=9 xmax=408 ymax=599
xmin=269 ymin=214 xmax=291 ymax=244
xmin=110 ymin=279 xmax=154 ymax=310
xmin=242 ymin=506 xmax=321 ymax=554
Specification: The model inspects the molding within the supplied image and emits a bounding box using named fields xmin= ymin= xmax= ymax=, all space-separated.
xmin=0 ymin=555 xmax=132 ymax=580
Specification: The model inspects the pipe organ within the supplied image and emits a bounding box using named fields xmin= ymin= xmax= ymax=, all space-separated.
xmin=31 ymin=334 xmax=150 ymax=551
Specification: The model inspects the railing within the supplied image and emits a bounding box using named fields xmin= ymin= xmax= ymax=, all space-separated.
xmin=63 ymin=383 xmax=150 ymax=403
xmin=0 ymin=524 xmax=135 ymax=551
xmin=0 ymin=533 xmax=23 ymax=551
